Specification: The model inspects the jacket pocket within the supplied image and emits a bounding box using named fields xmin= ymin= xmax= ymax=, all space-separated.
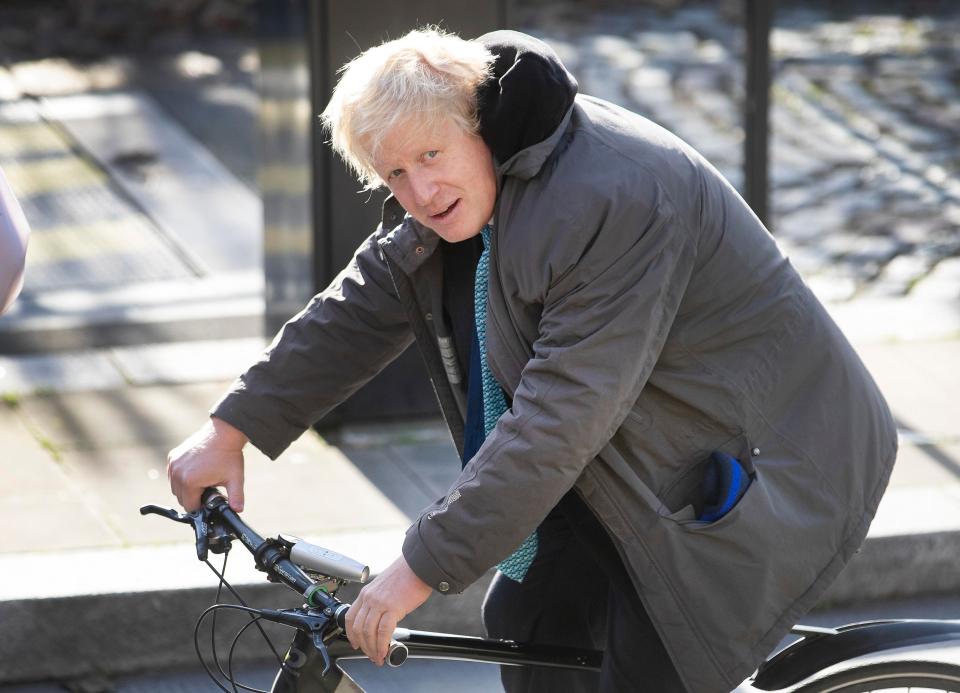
xmin=674 ymin=472 xmax=759 ymax=531
xmin=660 ymin=431 xmax=755 ymax=526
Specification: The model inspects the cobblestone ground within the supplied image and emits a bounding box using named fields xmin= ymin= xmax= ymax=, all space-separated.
xmin=517 ymin=1 xmax=960 ymax=304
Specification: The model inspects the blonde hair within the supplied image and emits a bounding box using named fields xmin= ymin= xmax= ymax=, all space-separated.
xmin=321 ymin=27 xmax=494 ymax=190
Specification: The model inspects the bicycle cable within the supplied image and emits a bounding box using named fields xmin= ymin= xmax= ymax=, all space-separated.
xmin=210 ymin=552 xmax=234 ymax=690
xmin=195 ymin=552 xmax=286 ymax=693
xmin=228 ymin=616 xmax=269 ymax=693
xmin=211 ymin=553 xmax=270 ymax=693
xmin=195 ymin=603 xmax=271 ymax=693
xmin=204 ymin=554 xmax=285 ymax=664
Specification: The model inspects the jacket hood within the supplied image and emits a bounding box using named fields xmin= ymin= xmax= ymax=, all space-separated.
xmin=475 ymin=30 xmax=578 ymax=178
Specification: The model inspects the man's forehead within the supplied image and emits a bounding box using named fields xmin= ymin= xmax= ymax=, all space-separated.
xmin=378 ymin=117 xmax=453 ymax=162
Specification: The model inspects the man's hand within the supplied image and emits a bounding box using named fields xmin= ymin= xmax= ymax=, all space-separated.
xmin=345 ymin=555 xmax=433 ymax=665
xmin=167 ymin=417 xmax=249 ymax=512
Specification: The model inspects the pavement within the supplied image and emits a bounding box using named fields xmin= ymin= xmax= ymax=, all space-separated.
xmin=0 ymin=1 xmax=959 ymax=689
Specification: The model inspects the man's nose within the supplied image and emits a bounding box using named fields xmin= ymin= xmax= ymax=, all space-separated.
xmin=410 ymin=172 xmax=439 ymax=208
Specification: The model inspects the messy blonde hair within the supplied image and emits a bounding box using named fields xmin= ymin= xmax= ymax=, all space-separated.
xmin=321 ymin=27 xmax=495 ymax=190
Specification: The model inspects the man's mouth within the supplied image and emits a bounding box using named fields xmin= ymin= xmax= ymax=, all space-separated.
xmin=430 ymin=199 xmax=459 ymax=221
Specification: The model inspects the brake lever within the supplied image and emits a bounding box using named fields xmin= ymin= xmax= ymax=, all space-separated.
xmin=139 ymin=504 xmax=211 ymax=561
xmin=311 ymin=633 xmax=333 ymax=676
xmin=259 ymin=608 xmax=335 ymax=676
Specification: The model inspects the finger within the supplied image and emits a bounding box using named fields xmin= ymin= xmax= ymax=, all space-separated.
xmin=225 ymin=473 xmax=244 ymax=513
xmin=359 ymin=606 xmax=378 ymax=661
xmin=345 ymin=601 xmax=364 ymax=650
xmin=167 ymin=454 xmax=178 ymax=498
xmin=376 ymin=612 xmax=398 ymax=665
xmin=183 ymin=484 xmax=201 ymax=512
xmin=358 ymin=605 xmax=382 ymax=662
xmin=169 ymin=467 xmax=183 ymax=509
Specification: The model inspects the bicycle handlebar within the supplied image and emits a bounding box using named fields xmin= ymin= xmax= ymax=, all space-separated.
xmin=140 ymin=487 xmax=408 ymax=670
xmin=200 ymin=489 xmax=335 ymax=609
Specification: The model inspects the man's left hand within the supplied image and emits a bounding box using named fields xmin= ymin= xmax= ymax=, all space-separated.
xmin=345 ymin=555 xmax=433 ymax=665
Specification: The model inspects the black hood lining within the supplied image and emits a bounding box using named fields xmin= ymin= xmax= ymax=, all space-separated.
xmin=475 ymin=30 xmax=578 ymax=166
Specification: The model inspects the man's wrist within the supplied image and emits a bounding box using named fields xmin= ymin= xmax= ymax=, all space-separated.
xmin=210 ymin=416 xmax=249 ymax=449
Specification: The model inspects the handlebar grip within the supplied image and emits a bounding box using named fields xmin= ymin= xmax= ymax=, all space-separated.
xmin=334 ymin=604 xmax=409 ymax=667
xmin=387 ymin=640 xmax=408 ymax=667
xmin=202 ymin=487 xmax=226 ymax=507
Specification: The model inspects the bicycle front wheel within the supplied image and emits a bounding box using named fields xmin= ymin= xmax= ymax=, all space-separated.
xmin=795 ymin=659 xmax=960 ymax=692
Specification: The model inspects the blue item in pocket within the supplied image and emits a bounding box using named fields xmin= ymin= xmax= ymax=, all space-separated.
xmin=698 ymin=451 xmax=752 ymax=522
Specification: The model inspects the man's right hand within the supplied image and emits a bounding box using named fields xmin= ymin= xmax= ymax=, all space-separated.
xmin=167 ymin=417 xmax=249 ymax=513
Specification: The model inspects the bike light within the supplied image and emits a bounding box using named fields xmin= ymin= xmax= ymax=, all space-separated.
xmin=287 ymin=536 xmax=370 ymax=583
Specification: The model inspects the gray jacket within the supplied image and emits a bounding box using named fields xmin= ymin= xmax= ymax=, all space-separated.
xmin=214 ymin=32 xmax=897 ymax=693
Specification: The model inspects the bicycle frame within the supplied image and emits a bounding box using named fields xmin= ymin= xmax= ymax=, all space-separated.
xmin=272 ymin=627 xmax=604 ymax=692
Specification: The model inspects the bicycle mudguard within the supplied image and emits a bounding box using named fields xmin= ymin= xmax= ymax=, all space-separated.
xmin=751 ymin=619 xmax=960 ymax=690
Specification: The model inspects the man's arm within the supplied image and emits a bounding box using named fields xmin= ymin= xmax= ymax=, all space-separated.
xmin=168 ymin=225 xmax=414 ymax=510
xmin=0 ymin=166 xmax=30 ymax=315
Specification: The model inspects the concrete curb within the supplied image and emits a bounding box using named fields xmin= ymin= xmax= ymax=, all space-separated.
xmin=821 ymin=530 xmax=960 ymax=606
xmin=0 ymin=572 xmax=493 ymax=686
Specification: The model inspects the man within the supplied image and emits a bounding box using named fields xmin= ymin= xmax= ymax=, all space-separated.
xmin=1 ymin=165 xmax=29 ymax=315
xmin=169 ymin=28 xmax=897 ymax=692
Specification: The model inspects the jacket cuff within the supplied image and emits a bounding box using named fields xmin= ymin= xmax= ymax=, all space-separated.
xmin=402 ymin=519 xmax=463 ymax=595
xmin=210 ymin=389 xmax=293 ymax=461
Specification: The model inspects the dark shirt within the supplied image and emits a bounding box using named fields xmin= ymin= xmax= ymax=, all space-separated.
xmin=440 ymin=236 xmax=482 ymax=394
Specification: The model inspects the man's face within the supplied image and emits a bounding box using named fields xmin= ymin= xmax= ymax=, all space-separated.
xmin=375 ymin=118 xmax=497 ymax=243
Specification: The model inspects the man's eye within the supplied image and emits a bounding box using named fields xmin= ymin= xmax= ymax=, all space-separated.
xmin=389 ymin=169 xmax=403 ymax=179
xmin=425 ymin=150 xmax=439 ymax=159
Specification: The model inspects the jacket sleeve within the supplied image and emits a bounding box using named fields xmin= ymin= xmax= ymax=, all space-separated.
xmin=211 ymin=226 xmax=413 ymax=459
xmin=402 ymin=184 xmax=698 ymax=593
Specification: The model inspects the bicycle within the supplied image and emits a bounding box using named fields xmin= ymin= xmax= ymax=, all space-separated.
xmin=141 ymin=488 xmax=960 ymax=692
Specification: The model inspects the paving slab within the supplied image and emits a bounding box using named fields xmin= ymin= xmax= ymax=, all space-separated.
xmin=826 ymin=296 xmax=960 ymax=344
xmin=0 ymin=495 xmax=123 ymax=554
xmin=856 ymin=338 xmax=960 ymax=443
xmin=870 ymin=486 xmax=960 ymax=537
xmin=338 ymin=446 xmax=438 ymax=519
xmin=110 ymin=337 xmax=266 ymax=386
xmin=39 ymin=89 xmax=261 ymax=275
xmin=38 ymin=434 xmax=412 ymax=551
xmin=0 ymin=271 xmax=265 ymax=353
xmin=0 ymin=404 xmax=122 ymax=553
xmin=16 ymin=381 xmax=234 ymax=452
xmin=386 ymin=441 xmax=461 ymax=500
xmin=889 ymin=442 xmax=960 ymax=488
xmin=0 ymin=98 xmax=195 ymax=295
xmin=236 ymin=435 xmax=410 ymax=539
xmin=0 ymin=350 xmax=126 ymax=396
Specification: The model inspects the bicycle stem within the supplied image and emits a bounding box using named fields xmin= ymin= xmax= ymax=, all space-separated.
xmin=202 ymin=489 xmax=337 ymax=610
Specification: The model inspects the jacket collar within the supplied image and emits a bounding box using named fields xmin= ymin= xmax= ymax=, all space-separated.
xmin=378 ymin=195 xmax=440 ymax=276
